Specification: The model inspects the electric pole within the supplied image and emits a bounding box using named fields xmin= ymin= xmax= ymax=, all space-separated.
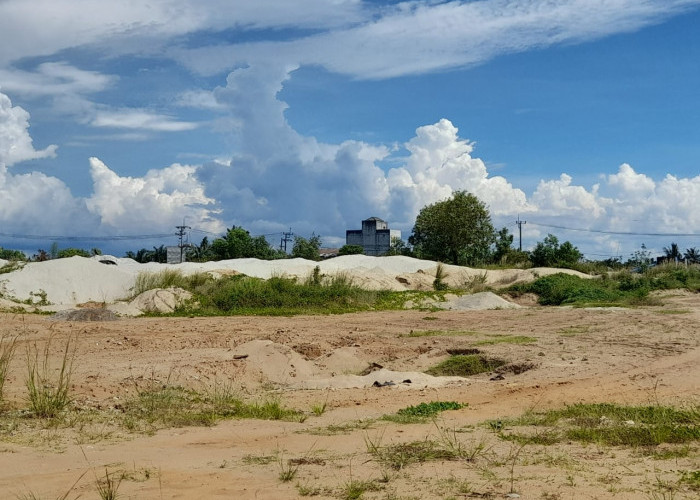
xmin=175 ymin=224 xmax=191 ymax=263
xmin=515 ymin=216 xmax=526 ymax=252
xmin=280 ymin=228 xmax=293 ymax=253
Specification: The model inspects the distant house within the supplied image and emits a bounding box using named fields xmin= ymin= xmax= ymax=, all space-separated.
xmin=346 ymin=217 xmax=401 ymax=256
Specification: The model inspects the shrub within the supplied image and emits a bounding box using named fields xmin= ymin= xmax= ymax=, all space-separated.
xmin=426 ymin=355 xmax=505 ymax=376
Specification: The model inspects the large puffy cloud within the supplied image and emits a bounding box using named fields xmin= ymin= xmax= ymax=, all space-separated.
xmin=188 ymin=64 xmax=700 ymax=254
xmin=0 ymin=92 xmax=57 ymax=167
xmin=194 ymin=65 xmax=531 ymax=240
xmin=86 ymin=157 xmax=223 ymax=233
xmin=0 ymin=89 xmax=222 ymax=238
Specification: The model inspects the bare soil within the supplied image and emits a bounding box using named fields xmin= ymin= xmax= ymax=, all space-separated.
xmin=1 ymin=292 xmax=698 ymax=499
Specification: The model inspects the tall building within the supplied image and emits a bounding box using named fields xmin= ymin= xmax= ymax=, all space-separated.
xmin=346 ymin=217 xmax=401 ymax=256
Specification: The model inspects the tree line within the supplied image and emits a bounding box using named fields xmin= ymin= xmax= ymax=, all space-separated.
xmin=1 ymin=190 xmax=698 ymax=268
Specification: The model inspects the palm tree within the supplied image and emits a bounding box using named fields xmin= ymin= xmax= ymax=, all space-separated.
xmin=684 ymin=247 xmax=700 ymax=264
xmin=663 ymin=242 xmax=682 ymax=262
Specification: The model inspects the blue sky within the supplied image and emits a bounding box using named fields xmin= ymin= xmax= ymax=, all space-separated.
xmin=1 ymin=0 xmax=699 ymax=259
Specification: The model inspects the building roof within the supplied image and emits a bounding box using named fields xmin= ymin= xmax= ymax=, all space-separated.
xmin=363 ymin=216 xmax=386 ymax=222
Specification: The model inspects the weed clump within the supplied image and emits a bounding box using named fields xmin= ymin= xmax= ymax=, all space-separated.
xmin=494 ymin=403 xmax=700 ymax=449
xmin=25 ymin=335 xmax=75 ymax=418
xmin=426 ymin=355 xmax=506 ymax=377
xmin=383 ymin=401 xmax=466 ymax=424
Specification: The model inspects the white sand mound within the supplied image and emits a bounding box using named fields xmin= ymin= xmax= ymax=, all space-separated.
xmin=294 ymin=368 xmax=468 ymax=390
xmin=0 ymin=256 xmax=134 ymax=306
xmin=434 ymin=292 xmax=521 ymax=310
xmin=0 ymin=254 xmax=593 ymax=308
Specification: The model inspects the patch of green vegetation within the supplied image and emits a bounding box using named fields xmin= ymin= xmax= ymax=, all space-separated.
xmin=382 ymin=401 xmax=466 ymax=424
xmin=0 ymin=260 xmax=24 ymax=274
xmin=679 ymin=470 xmax=700 ymax=491
xmin=401 ymin=329 xmax=480 ymax=338
xmin=426 ymin=355 xmax=506 ymax=377
xmin=366 ymin=428 xmax=489 ymax=471
xmin=131 ymin=269 xmax=213 ymax=297
xmin=121 ymin=384 xmax=304 ymax=433
xmin=186 ymin=273 xmax=396 ymax=316
xmin=508 ymin=265 xmax=700 ymax=307
xmin=474 ymin=335 xmax=537 ymax=346
xmin=340 ymin=479 xmax=382 ymax=499
xmin=494 ymin=403 xmax=700 ymax=450
xmin=508 ymin=273 xmax=631 ymax=306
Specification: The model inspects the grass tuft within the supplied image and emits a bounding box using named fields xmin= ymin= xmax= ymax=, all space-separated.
xmin=0 ymin=334 xmax=18 ymax=403
xmin=494 ymin=403 xmax=700 ymax=450
xmin=121 ymin=381 xmax=304 ymax=432
xmin=426 ymin=355 xmax=506 ymax=377
xmin=382 ymin=401 xmax=466 ymax=424
xmin=25 ymin=335 xmax=75 ymax=418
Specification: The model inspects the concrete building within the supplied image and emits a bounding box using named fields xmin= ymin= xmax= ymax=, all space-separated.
xmin=346 ymin=217 xmax=401 ymax=256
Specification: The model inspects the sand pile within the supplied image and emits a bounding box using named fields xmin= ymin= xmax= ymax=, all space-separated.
xmin=0 ymin=254 xmax=590 ymax=311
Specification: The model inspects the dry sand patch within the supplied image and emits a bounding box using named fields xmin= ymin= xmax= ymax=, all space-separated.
xmin=0 ymin=294 xmax=698 ymax=499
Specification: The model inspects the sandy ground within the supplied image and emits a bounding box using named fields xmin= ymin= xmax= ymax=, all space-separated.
xmin=0 ymin=292 xmax=698 ymax=499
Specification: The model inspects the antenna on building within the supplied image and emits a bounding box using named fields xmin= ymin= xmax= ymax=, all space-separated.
xmin=515 ymin=215 xmax=526 ymax=252
xmin=175 ymin=220 xmax=191 ymax=263
xmin=280 ymin=227 xmax=293 ymax=252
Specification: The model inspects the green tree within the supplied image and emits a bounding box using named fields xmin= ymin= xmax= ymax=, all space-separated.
xmin=663 ymin=242 xmax=682 ymax=262
xmin=292 ymin=234 xmax=322 ymax=261
xmin=338 ymin=244 xmax=364 ymax=256
xmin=409 ymin=191 xmax=495 ymax=266
xmin=210 ymin=226 xmax=281 ymax=260
xmin=0 ymin=247 xmax=27 ymax=261
xmin=530 ymin=234 xmax=582 ymax=268
xmin=684 ymin=247 xmax=700 ymax=264
xmin=186 ymin=237 xmax=216 ymax=262
xmin=151 ymin=245 xmax=168 ymax=263
xmin=385 ymin=236 xmax=413 ymax=257
xmin=492 ymin=227 xmax=514 ymax=264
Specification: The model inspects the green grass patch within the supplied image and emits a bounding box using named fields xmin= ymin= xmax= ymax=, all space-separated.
xmin=426 ymin=355 xmax=506 ymax=377
xmin=185 ymin=273 xmax=399 ymax=316
xmin=679 ymin=470 xmax=700 ymax=491
xmin=494 ymin=403 xmax=700 ymax=450
xmin=121 ymin=384 xmax=304 ymax=433
xmin=131 ymin=269 xmax=213 ymax=297
xmin=474 ymin=335 xmax=537 ymax=346
xmin=507 ymin=266 xmax=700 ymax=307
xmin=382 ymin=401 xmax=466 ymax=424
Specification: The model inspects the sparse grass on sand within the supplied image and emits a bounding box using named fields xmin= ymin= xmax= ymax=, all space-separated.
xmin=491 ymin=403 xmax=700 ymax=449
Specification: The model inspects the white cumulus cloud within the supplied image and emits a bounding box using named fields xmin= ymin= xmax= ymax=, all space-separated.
xmin=86 ymin=157 xmax=223 ymax=233
xmin=0 ymin=92 xmax=57 ymax=167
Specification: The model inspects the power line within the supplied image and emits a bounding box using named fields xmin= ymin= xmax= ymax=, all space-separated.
xmin=528 ymin=221 xmax=700 ymax=237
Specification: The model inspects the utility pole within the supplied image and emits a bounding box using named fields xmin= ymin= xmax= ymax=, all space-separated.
xmin=175 ymin=224 xmax=191 ymax=263
xmin=280 ymin=228 xmax=293 ymax=253
xmin=515 ymin=216 xmax=526 ymax=252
